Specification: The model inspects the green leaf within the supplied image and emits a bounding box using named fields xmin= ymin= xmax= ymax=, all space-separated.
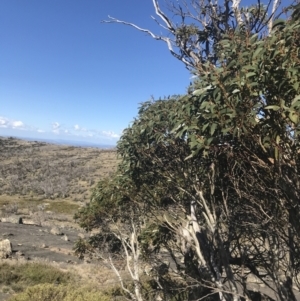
xmin=253 ymin=47 xmax=263 ymax=59
xmin=227 ymin=60 xmax=237 ymax=69
xmin=210 ymin=123 xmax=217 ymax=136
xmin=202 ymin=123 xmax=209 ymax=132
xmin=249 ymin=33 xmax=258 ymax=43
xmin=192 ymin=85 xmax=213 ymax=96
xmin=246 ymin=72 xmax=256 ymax=78
xmin=265 ymin=105 xmax=280 ymax=111
xmin=289 ymin=111 xmax=299 ymax=124
xmin=292 ymin=95 xmax=300 ymax=106
xmin=205 ymin=137 xmax=214 ymax=146
xmin=272 ymin=19 xmax=286 ymax=30
xmin=222 ymin=127 xmax=232 ymax=134
xmin=293 ymin=82 xmax=299 ymax=91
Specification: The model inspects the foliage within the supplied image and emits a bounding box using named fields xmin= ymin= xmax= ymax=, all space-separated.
xmin=103 ymin=0 xmax=293 ymax=70
xmin=0 ymin=262 xmax=72 ymax=290
xmin=77 ymin=2 xmax=300 ymax=301
xmin=8 ymin=284 xmax=111 ymax=301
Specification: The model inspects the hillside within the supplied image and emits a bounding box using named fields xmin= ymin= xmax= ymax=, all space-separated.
xmin=0 ymin=136 xmax=118 ymax=218
xmin=0 ymin=136 xmax=123 ymax=300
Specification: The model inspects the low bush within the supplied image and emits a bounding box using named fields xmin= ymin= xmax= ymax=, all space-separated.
xmin=8 ymin=284 xmax=113 ymax=301
xmin=1 ymin=262 xmax=124 ymax=301
xmin=0 ymin=262 xmax=72 ymax=291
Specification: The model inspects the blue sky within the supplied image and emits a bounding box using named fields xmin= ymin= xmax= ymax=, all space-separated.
xmin=1 ymin=0 xmax=191 ymax=145
xmin=1 ymin=0 xmax=290 ymax=145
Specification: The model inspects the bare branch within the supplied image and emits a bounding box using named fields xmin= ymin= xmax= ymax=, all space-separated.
xmin=152 ymin=0 xmax=175 ymax=33
xmin=268 ymin=0 xmax=281 ymax=32
xmin=232 ymin=0 xmax=243 ymax=26
xmin=102 ymin=16 xmax=194 ymax=69
xmin=102 ymin=16 xmax=159 ymax=40
xmin=108 ymin=256 xmax=137 ymax=301
xmin=102 ymin=0 xmax=289 ymax=76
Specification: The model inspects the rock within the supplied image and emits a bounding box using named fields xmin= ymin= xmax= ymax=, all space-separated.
xmin=62 ymin=235 xmax=69 ymax=241
xmin=23 ymin=219 xmax=39 ymax=225
xmin=78 ymin=233 xmax=85 ymax=239
xmin=40 ymin=244 xmax=49 ymax=248
xmin=50 ymin=226 xmax=63 ymax=236
xmin=1 ymin=215 xmax=23 ymax=224
xmin=0 ymin=239 xmax=12 ymax=259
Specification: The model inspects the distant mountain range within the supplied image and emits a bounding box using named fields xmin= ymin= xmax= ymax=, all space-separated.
xmin=0 ymin=135 xmax=116 ymax=149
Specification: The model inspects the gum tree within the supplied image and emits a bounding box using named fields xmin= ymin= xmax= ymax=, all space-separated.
xmin=76 ymin=1 xmax=300 ymax=300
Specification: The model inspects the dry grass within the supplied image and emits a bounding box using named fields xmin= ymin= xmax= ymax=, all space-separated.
xmin=0 ymin=136 xmax=119 ymax=218
xmin=0 ymin=260 xmax=125 ymax=301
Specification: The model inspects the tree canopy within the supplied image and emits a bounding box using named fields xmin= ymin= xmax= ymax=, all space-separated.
xmin=76 ymin=1 xmax=300 ymax=300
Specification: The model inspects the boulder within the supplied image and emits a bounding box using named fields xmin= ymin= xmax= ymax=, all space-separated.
xmin=0 ymin=239 xmax=12 ymax=259
xmin=50 ymin=226 xmax=63 ymax=236
xmin=61 ymin=234 xmax=69 ymax=241
xmin=1 ymin=215 xmax=23 ymax=224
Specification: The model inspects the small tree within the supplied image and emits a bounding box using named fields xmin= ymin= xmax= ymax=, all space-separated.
xmin=77 ymin=1 xmax=300 ymax=300
xmin=75 ymin=175 xmax=152 ymax=301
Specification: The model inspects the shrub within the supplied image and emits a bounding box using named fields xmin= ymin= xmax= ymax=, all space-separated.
xmin=8 ymin=284 xmax=112 ymax=301
xmin=0 ymin=262 xmax=72 ymax=289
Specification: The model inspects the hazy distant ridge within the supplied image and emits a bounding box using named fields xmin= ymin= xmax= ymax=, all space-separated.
xmin=0 ymin=135 xmax=115 ymax=149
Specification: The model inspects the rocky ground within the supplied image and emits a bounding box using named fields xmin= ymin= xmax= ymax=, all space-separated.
xmin=2 ymin=218 xmax=300 ymax=301
xmin=0 ymin=138 xmax=122 ymax=300
xmin=0 ymin=218 xmax=117 ymax=301
xmin=0 ymin=221 xmax=82 ymax=264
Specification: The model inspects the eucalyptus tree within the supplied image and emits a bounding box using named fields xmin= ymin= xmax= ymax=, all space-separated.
xmin=114 ymin=12 xmax=300 ymax=299
xmin=76 ymin=1 xmax=300 ymax=301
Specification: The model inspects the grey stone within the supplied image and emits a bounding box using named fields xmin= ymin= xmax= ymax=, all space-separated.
xmin=62 ymin=234 xmax=69 ymax=241
xmin=0 ymin=239 xmax=12 ymax=259
xmin=50 ymin=226 xmax=63 ymax=236
xmin=1 ymin=215 xmax=23 ymax=224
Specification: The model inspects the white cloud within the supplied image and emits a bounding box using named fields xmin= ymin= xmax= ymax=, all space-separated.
xmin=102 ymin=131 xmax=120 ymax=139
xmin=73 ymin=124 xmax=87 ymax=132
xmin=52 ymin=122 xmax=61 ymax=134
xmin=52 ymin=122 xmax=60 ymax=130
xmin=0 ymin=116 xmax=120 ymax=143
xmin=11 ymin=121 xmax=24 ymax=128
xmin=0 ymin=117 xmax=8 ymax=127
xmin=0 ymin=117 xmax=25 ymax=130
xmin=72 ymin=125 xmax=120 ymax=140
